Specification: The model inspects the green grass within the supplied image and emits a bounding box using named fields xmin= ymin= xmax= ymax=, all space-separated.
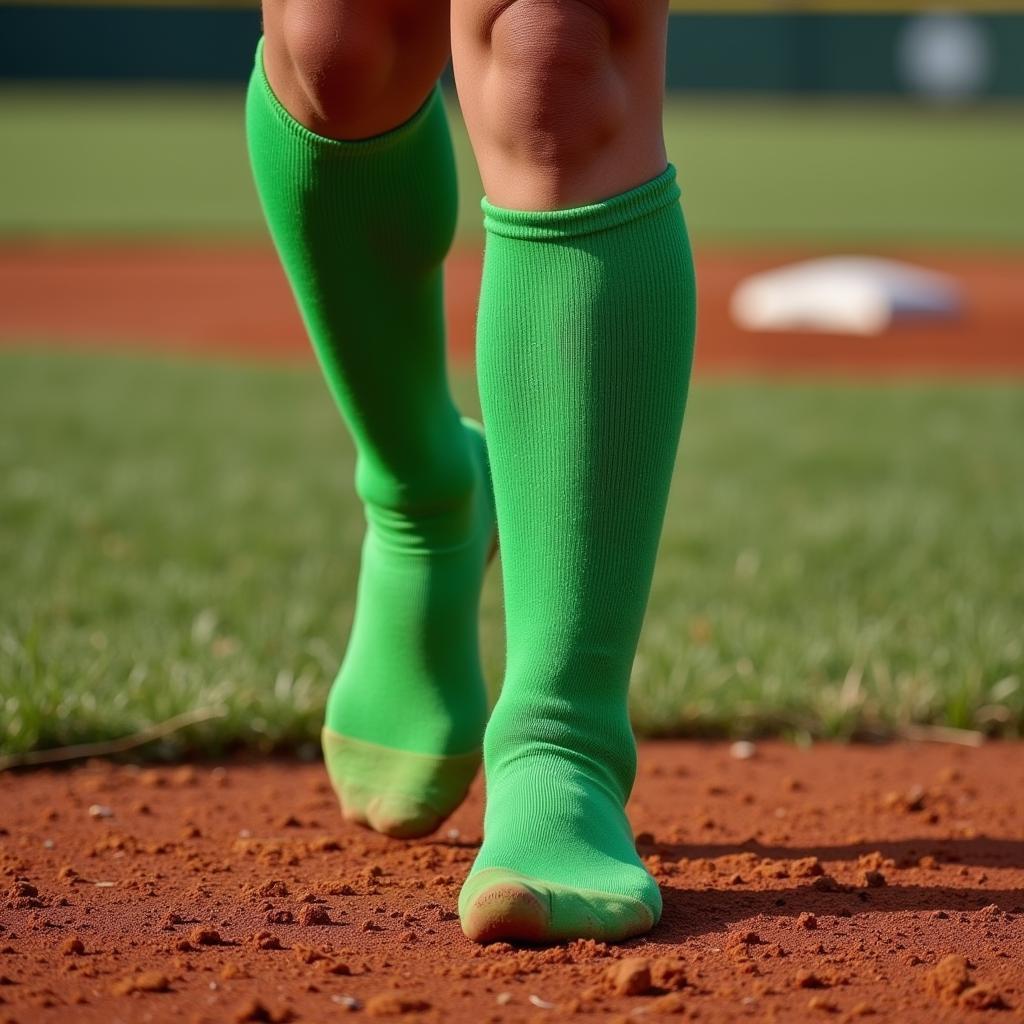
xmin=2 ymin=349 xmax=1022 ymax=759
xmin=1 ymin=88 xmax=1022 ymax=246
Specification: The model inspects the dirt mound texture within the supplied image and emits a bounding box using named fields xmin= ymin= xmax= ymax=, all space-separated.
xmin=1 ymin=741 xmax=1022 ymax=1022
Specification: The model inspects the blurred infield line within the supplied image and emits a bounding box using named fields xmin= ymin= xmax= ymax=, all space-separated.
xmin=1 ymin=242 xmax=1022 ymax=377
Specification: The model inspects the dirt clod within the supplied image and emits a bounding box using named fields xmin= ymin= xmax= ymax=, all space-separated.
xmin=651 ymin=959 xmax=688 ymax=992
xmin=808 ymin=995 xmax=839 ymax=1013
xmin=810 ymin=875 xmax=845 ymax=893
xmin=319 ymin=960 xmax=351 ymax=976
xmin=112 ymin=971 xmax=170 ymax=995
xmin=650 ymin=992 xmax=687 ymax=1014
xmin=364 ymin=992 xmax=432 ymax=1016
xmin=297 ymin=905 xmax=331 ymax=927
xmin=791 ymin=857 xmax=824 ymax=878
xmin=606 ymin=958 xmax=652 ymax=996
xmin=233 ymin=998 xmax=294 ymax=1023
xmin=796 ymin=970 xmax=829 ymax=990
xmin=925 ymin=954 xmax=971 ymax=1003
xmin=925 ymin=954 xmax=1006 ymax=1009
xmin=958 ymin=984 xmax=1008 ymax=1011
xmin=256 ymin=880 xmax=289 ymax=898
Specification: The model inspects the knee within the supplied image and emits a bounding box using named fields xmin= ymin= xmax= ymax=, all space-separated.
xmin=262 ymin=0 xmax=449 ymax=138
xmin=483 ymin=0 xmax=625 ymax=171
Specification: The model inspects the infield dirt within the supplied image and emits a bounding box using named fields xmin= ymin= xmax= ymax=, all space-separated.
xmin=2 ymin=244 xmax=1022 ymax=376
xmin=1 ymin=741 xmax=1022 ymax=1023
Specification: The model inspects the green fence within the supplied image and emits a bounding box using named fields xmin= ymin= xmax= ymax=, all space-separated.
xmin=1 ymin=3 xmax=1023 ymax=96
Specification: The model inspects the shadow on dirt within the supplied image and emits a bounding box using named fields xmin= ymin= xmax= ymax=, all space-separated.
xmin=648 ymin=837 xmax=1024 ymax=871
xmin=649 ymin=881 xmax=1024 ymax=944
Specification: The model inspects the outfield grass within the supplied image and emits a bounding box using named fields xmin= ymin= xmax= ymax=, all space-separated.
xmin=1 ymin=89 xmax=1022 ymax=246
xmin=2 ymin=350 xmax=1021 ymax=759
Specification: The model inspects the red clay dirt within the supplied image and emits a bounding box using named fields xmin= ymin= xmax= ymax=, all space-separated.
xmin=1 ymin=243 xmax=1022 ymax=375
xmin=1 ymin=742 xmax=1022 ymax=1023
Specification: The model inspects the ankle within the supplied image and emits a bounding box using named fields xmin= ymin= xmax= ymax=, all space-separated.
xmin=484 ymin=697 xmax=636 ymax=803
xmin=364 ymin=490 xmax=478 ymax=548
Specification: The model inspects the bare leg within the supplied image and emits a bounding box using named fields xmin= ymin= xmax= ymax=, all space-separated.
xmin=262 ymin=0 xmax=451 ymax=137
xmin=451 ymin=0 xmax=670 ymax=208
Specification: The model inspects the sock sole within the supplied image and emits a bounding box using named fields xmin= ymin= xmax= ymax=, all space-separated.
xmin=322 ymin=727 xmax=481 ymax=839
xmin=459 ymin=867 xmax=658 ymax=944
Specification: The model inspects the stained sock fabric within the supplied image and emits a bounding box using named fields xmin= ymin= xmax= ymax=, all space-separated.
xmin=460 ymin=166 xmax=696 ymax=942
xmin=246 ymin=41 xmax=495 ymax=838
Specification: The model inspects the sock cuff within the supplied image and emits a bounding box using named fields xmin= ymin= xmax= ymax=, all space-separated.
xmin=251 ymin=37 xmax=444 ymax=155
xmin=481 ymin=165 xmax=681 ymax=242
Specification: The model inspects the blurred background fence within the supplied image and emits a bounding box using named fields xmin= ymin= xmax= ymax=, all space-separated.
xmin=2 ymin=1 xmax=1023 ymax=98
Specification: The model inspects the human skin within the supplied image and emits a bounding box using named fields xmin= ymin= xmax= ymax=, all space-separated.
xmin=451 ymin=0 xmax=670 ymax=209
xmin=258 ymin=0 xmax=670 ymax=209
xmin=260 ymin=0 xmax=453 ymax=140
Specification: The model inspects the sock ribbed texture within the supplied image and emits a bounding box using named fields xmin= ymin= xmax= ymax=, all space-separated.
xmin=246 ymin=41 xmax=495 ymax=838
xmin=460 ymin=166 xmax=696 ymax=942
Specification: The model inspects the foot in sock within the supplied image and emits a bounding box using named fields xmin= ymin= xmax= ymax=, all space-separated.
xmin=323 ymin=420 xmax=496 ymax=838
xmin=457 ymin=169 xmax=696 ymax=942
xmin=459 ymin=706 xmax=660 ymax=943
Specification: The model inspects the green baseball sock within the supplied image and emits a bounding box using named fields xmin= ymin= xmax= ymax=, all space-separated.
xmin=459 ymin=166 xmax=696 ymax=942
xmin=246 ymin=41 xmax=495 ymax=839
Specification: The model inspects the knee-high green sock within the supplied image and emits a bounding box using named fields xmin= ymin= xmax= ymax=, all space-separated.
xmin=459 ymin=166 xmax=695 ymax=942
xmin=246 ymin=41 xmax=495 ymax=839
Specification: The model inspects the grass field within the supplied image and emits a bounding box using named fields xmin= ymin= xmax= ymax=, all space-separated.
xmin=2 ymin=88 xmax=1023 ymax=246
xmin=2 ymin=87 xmax=1021 ymax=758
xmin=2 ymin=349 xmax=1022 ymax=759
